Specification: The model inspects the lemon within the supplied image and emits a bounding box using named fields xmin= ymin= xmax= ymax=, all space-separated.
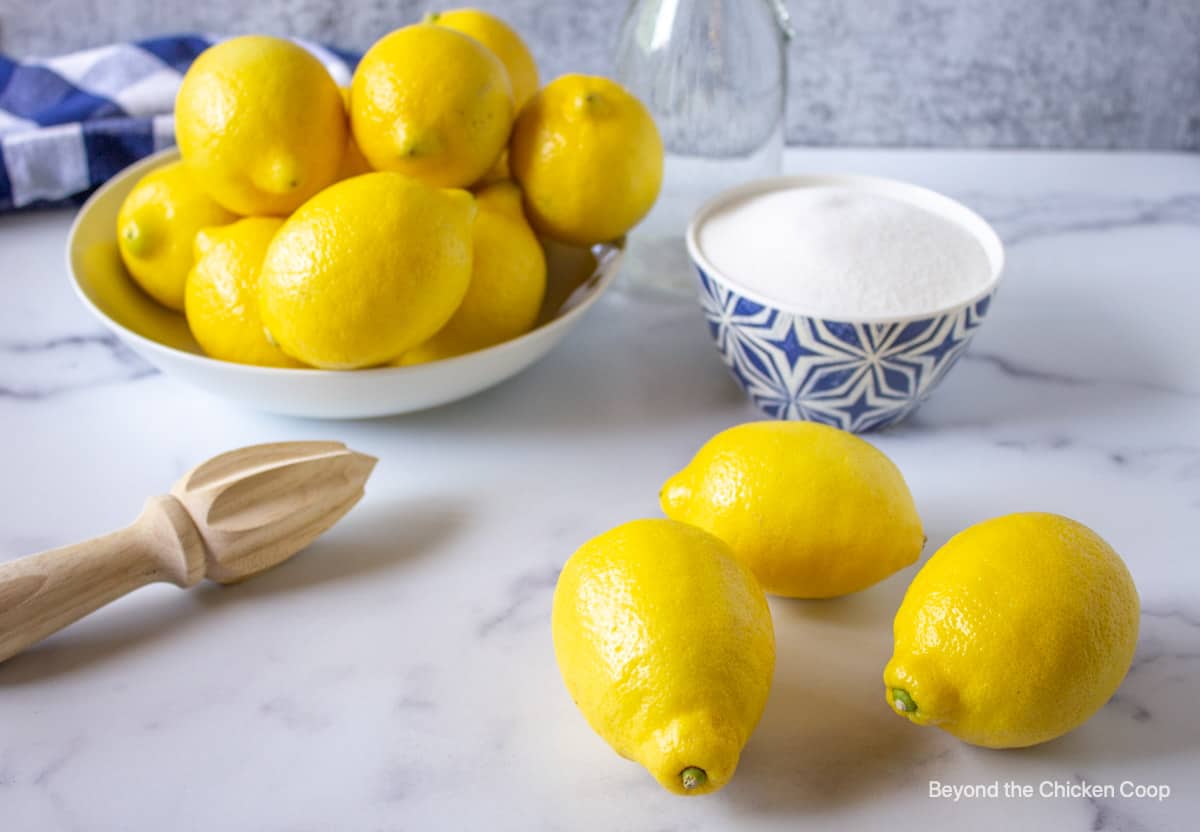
xmin=399 ymin=181 xmax=546 ymax=363
xmin=661 ymin=421 xmax=924 ymax=598
xmin=474 ymin=150 xmax=510 ymax=188
xmin=552 ymin=519 xmax=774 ymax=796
xmin=336 ymin=136 xmax=373 ymax=180
xmin=426 ymin=8 xmax=540 ymax=112
xmin=350 ymin=24 xmax=513 ymax=188
xmin=510 ymin=74 xmax=663 ymax=246
xmin=885 ymin=512 xmax=1139 ymax=749
xmin=336 ymin=86 xmax=373 ymax=180
xmin=258 ymin=172 xmax=476 ymax=369
xmin=175 ymin=35 xmax=347 ymax=215
xmin=116 ymin=160 xmax=238 ymax=311
xmin=184 ymin=218 xmax=302 ymax=368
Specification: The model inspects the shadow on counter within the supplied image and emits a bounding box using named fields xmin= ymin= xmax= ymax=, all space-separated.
xmin=0 ymin=496 xmax=463 ymax=685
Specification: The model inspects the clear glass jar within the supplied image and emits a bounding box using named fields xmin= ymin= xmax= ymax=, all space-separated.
xmin=616 ymin=0 xmax=792 ymax=295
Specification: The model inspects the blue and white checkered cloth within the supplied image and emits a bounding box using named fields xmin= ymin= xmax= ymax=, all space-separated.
xmin=0 ymin=34 xmax=358 ymax=211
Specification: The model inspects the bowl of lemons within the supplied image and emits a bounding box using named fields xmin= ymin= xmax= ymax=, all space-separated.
xmin=67 ymin=13 xmax=664 ymax=419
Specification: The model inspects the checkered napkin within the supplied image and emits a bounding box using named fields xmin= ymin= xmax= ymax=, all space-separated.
xmin=0 ymin=34 xmax=358 ymax=211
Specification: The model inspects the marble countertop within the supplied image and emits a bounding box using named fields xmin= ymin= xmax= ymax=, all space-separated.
xmin=1 ymin=149 xmax=1198 ymax=831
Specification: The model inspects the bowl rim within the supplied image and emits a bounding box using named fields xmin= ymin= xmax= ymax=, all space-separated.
xmin=684 ymin=172 xmax=1006 ymax=325
xmin=66 ymin=148 xmax=623 ymax=379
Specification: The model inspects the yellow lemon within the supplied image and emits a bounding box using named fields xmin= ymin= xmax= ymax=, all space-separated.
xmin=399 ymin=181 xmax=546 ymax=363
xmin=426 ymin=8 xmax=540 ymax=111
xmin=473 ymin=150 xmax=510 ymax=188
xmin=184 ymin=218 xmax=302 ymax=368
xmin=116 ymin=160 xmax=238 ymax=311
xmin=885 ymin=512 xmax=1139 ymax=749
xmin=336 ymin=139 xmax=373 ymax=180
xmin=661 ymin=421 xmax=924 ymax=598
xmin=175 ymin=35 xmax=347 ymax=215
xmin=335 ymin=86 xmax=373 ymax=180
xmin=510 ymin=74 xmax=663 ymax=246
xmin=552 ymin=519 xmax=774 ymax=796
xmin=350 ymin=24 xmax=513 ymax=188
xmin=258 ymin=172 xmax=476 ymax=369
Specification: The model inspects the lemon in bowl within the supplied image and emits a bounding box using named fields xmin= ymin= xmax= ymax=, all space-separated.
xmin=115 ymin=159 xmax=238 ymax=311
xmin=174 ymin=35 xmax=347 ymax=216
xmin=511 ymin=74 xmax=663 ymax=247
xmin=350 ymin=22 xmax=513 ymax=188
xmin=257 ymin=172 xmax=477 ymax=370
xmin=185 ymin=217 xmax=302 ymax=368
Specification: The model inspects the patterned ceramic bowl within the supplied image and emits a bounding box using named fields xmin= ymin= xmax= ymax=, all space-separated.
xmin=685 ymin=174 xmax=1004 ymax=432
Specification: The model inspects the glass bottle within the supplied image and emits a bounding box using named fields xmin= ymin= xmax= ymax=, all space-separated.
xmin=615 ymin=0 xmax=793 ymax=295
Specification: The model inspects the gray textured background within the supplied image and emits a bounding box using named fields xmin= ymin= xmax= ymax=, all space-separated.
xmin=1 ymin=0 xmax=1197 ymax=150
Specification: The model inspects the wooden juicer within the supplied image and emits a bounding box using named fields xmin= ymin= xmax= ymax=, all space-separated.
xmin=0 ymin=441 xmax=376 ymax=664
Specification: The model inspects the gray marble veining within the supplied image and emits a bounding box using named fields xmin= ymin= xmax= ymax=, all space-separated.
xmin=0 ymin=332 xmax=155 ymax=400
xmin=0 ymin=0 xmax=1197 ymax=150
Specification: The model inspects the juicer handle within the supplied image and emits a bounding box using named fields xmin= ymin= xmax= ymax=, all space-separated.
xmin=0 ymin=495 xmax=206 ymax=664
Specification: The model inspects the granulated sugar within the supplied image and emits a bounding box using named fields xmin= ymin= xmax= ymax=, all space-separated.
xmin=697 ymin=185 xmax=993 ymax=318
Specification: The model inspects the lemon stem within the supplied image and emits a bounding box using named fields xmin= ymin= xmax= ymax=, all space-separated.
xmin=892 ymin=688 xmax=917 ymax=714
xmin=121 ymin=220 xmax=156 ymax=256
xmin=680 ymin=767 xmax=707 ymax=790
xmin=575 ymin=91 xmax=614 ymax=118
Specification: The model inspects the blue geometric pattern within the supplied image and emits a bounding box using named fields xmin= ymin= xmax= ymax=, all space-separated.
xmin=696 ymin=267 xmax=996 ymax=432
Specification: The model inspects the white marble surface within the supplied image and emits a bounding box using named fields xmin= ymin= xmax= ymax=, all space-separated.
xmin=1 ymin=149 xmax=1199 ymax=830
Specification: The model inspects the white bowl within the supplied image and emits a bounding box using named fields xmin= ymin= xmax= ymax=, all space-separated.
xmin=67 ymin=150 xmax=622 ymax=419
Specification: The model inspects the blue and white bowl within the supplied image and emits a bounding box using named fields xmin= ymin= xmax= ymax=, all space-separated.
xmin=685 ymin=175 xmax=1005 ymax=432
